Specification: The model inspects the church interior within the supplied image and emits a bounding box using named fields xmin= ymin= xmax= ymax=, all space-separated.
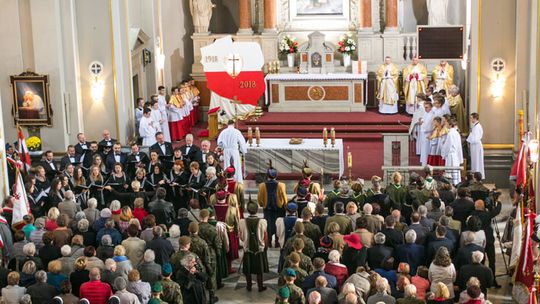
xmin=0 ymin=0 xmax=539 ymax=303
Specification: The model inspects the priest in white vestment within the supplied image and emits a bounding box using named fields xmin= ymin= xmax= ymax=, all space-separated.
xmin=466 ymin=113 xmax=485 ymax=179
xmin=442 ymin=119 xmax=464 ymax=185
xmin=217 ymin=120 xmax=248 ymax=182
xmin=157 ymin=86 xmax=171 ymax=142
xmin=432 ymin=60 xmax=454 ymax=94
xmin=139 ymin=108 xmax=158 ymax=147
xmin=376 ymin=57 xmax=400 ymax=114
xmin=419 ymin=102 xmax=435 ymax=166
xmin=403 ymin=57 xmax=428 ymax=114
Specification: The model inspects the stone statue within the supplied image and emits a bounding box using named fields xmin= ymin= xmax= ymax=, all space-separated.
xmin=427 ymin=0 xmax=449 ymax=26
xmin=190 ymin=0 xmax=215 ymax=33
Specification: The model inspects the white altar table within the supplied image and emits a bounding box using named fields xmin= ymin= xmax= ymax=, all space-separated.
xmin=245 ymin=138 xmax=344 ymax=176
xmin=265 ymin=73 xmax=368 ymax=112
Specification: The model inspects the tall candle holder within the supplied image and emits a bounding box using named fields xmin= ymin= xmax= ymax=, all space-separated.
xmin=247 ymin=127 xmax=253 ymax=146
xmin=323 ymin=128 xmax=328 ymax=147
xmin=330 ymin=128 xmax=336 ymax=148
xmin=255 ymin=127 xmax=261 ymax=147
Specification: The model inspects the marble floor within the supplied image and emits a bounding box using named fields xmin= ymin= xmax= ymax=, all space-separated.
xmin=215 ymin=188 xmax=515 ymax=303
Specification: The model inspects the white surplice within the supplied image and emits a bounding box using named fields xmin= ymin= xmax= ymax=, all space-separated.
xmin=139 ymin=116 xmax=158 ymax=147
xmin=419 ymin=109 xmax=435 ymax=165
xmin=405 ymin=65 xmax=426 ymax=115
xmin=150 ymin=109 xmax=163 ymax=133
xmin=466 ymin=122 xmax=485 ymax=179
xmin=378 ymin=66 xmax=399 ymax=114
xmin=442 ymin=127 xmax=463 ymax=185
xmin=157 ymin=94 xmax=171 ymax=142
xmin=217 ymin=125 xmax=248 ymax=182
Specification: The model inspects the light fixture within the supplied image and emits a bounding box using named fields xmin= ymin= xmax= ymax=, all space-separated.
xmin=156 ymin=53 xmax=165 ymax=70
xmin=529 ymin=139 xmax=539 ymax=163
xmin=491 ymin=73 xmax=505 ymax=99
xmin=91 ymin=76 xmax=104 ymax=102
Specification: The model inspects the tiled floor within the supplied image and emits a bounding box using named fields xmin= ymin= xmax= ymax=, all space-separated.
xmin=215 ymin=188 xmax=515 ymax=303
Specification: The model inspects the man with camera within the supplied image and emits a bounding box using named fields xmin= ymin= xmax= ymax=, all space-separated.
xmin=471 ymin=191 xmax=502 ymax=288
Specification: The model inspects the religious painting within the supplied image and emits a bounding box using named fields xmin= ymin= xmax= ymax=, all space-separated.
xmin=10 ymin=72 xmax=53 ymax=126
xmin=296 ymin=0 xmax=343 ymax=16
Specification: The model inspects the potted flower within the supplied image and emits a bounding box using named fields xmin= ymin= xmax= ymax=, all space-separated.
xmin=337 ymin=34 xmax=356 ymax=67
xmin=26 ymin=136 xmax=43 ymax=162
xmin=279 ymin=35 xmax=299 ymax=68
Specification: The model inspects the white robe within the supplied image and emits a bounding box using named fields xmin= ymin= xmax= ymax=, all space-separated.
xmin=157 ymin=95 xmax=172 ymax=142
xmin=217 ymin=125 xmax=248 ymax=182
xmin=139 ymin=116 xmax=158 ymax=147
xmin=419 ymin=110 xmax=435 ymax=165
xmin=467 ymin=122 xmax=485 ymax=179
xmin=409 ymin=101 xmax=426 ymax=155
xmin=150 ymin=109 xmax=163 ymax=132
xmin=442 ymin=127 xmax=463 ymax=185
xmin=378 ymin=66 xmax=399 ymax=114
xmin=404 ymin=65 xmax=426 ymax=115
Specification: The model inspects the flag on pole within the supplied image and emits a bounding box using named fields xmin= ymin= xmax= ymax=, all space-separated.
xmin=514 ymin=211 xmax=536 ymax=290
xmin=510 ymin=134 xmax=529 ymax=189
xmin=510 ymin=200 xmax=523 ymax=269
xmin=529 ymin=287 xmax=538 ymax=304
xmin=16 ymin=126 xmax=31 ymax=172
xmin=11 ymin=169 xmax=29 ymax=230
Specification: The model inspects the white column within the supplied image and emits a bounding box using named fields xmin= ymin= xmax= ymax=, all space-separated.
xmin=468 ymin=0 xmax=480 ymax=114
xmin=0 ymin=91 xmax=11 ymax=201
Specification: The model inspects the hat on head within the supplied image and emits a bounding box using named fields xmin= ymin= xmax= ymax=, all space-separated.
xmin=266 ymin=160 xmax=278 ymax=179
xmin=285 ymin=268 xmax=296 ymax=277
xmin=148 ymin=299 xmax=161 ymax=304
xmin=299 ymin=179 xmax=311 ymax=188
xmin=152 ymin=282 xmax=163 ymax=293
xmin=278 ymin=286 xmax=290 ymax=299
xmin=247 ymin=201 xmax=258 ymax=214
xmin=5 ymin=143 xmax=11 ymax=150
xmin=286 ymin=202 xmax=298 ymax=212
xmin=216 ymin=190 xmax=227 ymax=201
xmin=319 ymin=235 xmax=333 ymax=248
xmin=297 ymin=186 xmax=308 ymax=198
xmin=343 ymin=233 xmax=363 ymax=250
xmin=100 ymin=208 xmax=112 ymax=218
xmin=162 ymin=263 xmax=173 ymax=276
xmin=225 ymin=165 xmax=235 ymax=177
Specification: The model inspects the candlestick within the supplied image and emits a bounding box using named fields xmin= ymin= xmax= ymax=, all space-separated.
xmin=330 ymin=128 xmax=336 ymax=147
xmin=347 ymin=151 xmax=352 ymax=168
xmin=323 ymin=128 xmax=328 ymax=147
xmin=255 ymin=127 xmax=261 ymax=147
xmin=247 ymin=127 xmax=253 ymax=146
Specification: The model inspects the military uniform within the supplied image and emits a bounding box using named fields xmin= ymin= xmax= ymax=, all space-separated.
xmin=284 ymin=252 xmax=313 ymax=274
xmin=324 ymin=214 xmax=353 ymax=235
xmin=283 ymin=235 xmax=316 ymax=258
xmin=302 ymin=221 xmax=321 ymax=251
xmin=198 ymin=222 xmax=222 ymax=291
xmin=278 ymin=266 xmax=308 ymax=287
xmin=160 ymin=278 xmax=184 ymax=304
xmin=189 ymin=235 xmax=212 ymax=281
xmin=278 ymin=283 xmax=305 ymax=304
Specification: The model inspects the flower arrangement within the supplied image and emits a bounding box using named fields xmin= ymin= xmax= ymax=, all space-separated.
xmin=337 ymin=34 xmax=357 ymax=55
xmin=278 ymin=35 xmax=299 ymax=55
xmin=27 ymin=136 xmax=41 ymax=151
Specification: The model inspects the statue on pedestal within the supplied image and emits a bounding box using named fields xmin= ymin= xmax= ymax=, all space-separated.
xmin=427 ymin=0 xmax=449 ymax=26
xmin=190 ymin=0 xmax=215 ymax=33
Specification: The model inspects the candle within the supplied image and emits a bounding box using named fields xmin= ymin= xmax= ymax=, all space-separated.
xmin=247 ymin=127 xmax=253 ymax=146
xmin=323 ymin=128 xmax=328 ymax=147
xmin=348 ymin=152 xmax=352 ymax=168
xmin=255 ymin=127 xmax=261 ymax=147
xmin=330 ymin=128 xmax=336 ymax=147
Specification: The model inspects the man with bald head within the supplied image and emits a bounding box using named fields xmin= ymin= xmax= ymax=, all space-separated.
xmin=307 ymin=276 xmax=338 ymax=304
xmin=79 ymin=267 xmax=113 ymax=304
xmin=98 ymin=129 xmax=117 ymax=155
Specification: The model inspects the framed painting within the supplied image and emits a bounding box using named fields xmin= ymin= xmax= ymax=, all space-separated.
xmin=10 ymin=72 xmax=53 ymax=126
xmin=296 ymin=0 xmax=344 ymax=16
xmin=280 ymin=0 xmax=354 ymax=31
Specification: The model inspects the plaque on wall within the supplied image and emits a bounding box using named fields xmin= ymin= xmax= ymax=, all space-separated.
xmin=417 ymin=26 xmax=464 ymax=60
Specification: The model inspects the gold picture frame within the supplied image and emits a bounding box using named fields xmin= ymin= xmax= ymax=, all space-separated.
xmin=10 ymin=71 xmax=53 ymax=126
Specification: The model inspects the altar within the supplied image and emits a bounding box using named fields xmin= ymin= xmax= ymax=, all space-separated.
xmin=244 ymin=138 xmax=344 ymax=176
xmin=265 ymin=73 xmax=367 ymax=112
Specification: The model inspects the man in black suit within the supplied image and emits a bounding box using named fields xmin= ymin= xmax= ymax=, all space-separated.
xmin=148 ymin=187 xmax=176 ymax=226
xmin=82 ymin=141 xmax=100 ymax=169
xmin=106 ymin=143 xmax=127 ymax=172
xmin=367 ymin=232 xmax=393 ymax=269
xmin=306 ymin=276 xmax=338 ymax=304
xmin=41 ymin=150 xmax=59 ymax=179
xmin=425 ymin=224 xmax=454 ymax=261
xmin=179 ymin=134 xmax=200 ymax=168
xmin=150 ymin=132 xmax=174 ymax=172
xmin=405 ymin=212 xmax=429 ymax=245
xmin=381 ymin=215 xmax=404 ymax=249
xmin=427 ymin=215 xmax=458 ymax=247
xmin=449 ymin=187 xmax=475 ymax=227
xmin=457 ymin=251 xmax=493 ymax=296
xmin=60 ymin=145 xmax=79 ymax=171
xmin=454 ymin=231 xmax=485 ymax=270
xmin=196 ymin=139 xmax=212 ymax=172
xmin=98 ymin=129 xmax=117 ymax=154
xmin=74 ymin=133 xmax=89 ymax=163
xmin=126 ymin=143 xmax=149 ymax=178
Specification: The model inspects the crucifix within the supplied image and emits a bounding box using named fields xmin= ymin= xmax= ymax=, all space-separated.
xmin=227 ymin=54 xmax=241 ymax=79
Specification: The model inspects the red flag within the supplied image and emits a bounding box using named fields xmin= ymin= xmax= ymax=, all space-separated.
xmin=510 ymin=138 xmax=528 ymax=188
xmin=529 ymin=287 xmax=538 ymax=304
xmin=514 ymin=212 xmax=536 ymax=289
xmin=17 ymin=126 xmax=31 ymax=172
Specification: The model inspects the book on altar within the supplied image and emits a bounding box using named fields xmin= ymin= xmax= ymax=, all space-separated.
xmin=352 ymin=60 xmax=367 ymax=74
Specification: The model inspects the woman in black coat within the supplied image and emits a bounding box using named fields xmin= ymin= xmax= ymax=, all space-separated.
xmin=176 ymin=253 xmax=208 ymax=304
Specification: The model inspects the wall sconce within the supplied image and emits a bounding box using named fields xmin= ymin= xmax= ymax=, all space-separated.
xmin=91 ymin=76 xmax=104 ymax=102
xmin=529 ymin=139 xmax=539 ymax=163
xmin=490 ymin=58 xmax=505 ymax=99
xmin=142 ymin=49 xmax=152 ymax=67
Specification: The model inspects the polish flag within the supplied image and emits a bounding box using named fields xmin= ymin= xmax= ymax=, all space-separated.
xmin=11 ymin=169 xmax=30 ymax=230
xmin=200 ymin=36 xmax=266 ymax=106
xmin=17 ymin=126 xmax=31 ymax=172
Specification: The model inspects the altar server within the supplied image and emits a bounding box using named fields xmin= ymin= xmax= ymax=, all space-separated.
xmin=157 ymin=86 xmax=172 ymax=142
xmin=168 ymin=87 xmax=187 ymax=142
xmin=217 ymin=120 xmax=248 ymax=183
xmin=442 ymin=118 xmax=464 ymax=185
xmin=403 ymin=57 xmax=428 ymax=114
xmin=419 ymin=102 xmax=435 ymax=166
xmin=376 ymin=56 xmax=400 ymax=114
xmin=139 ymin=108 xmax=158 ymax=147
xmin=467 ymin=113 xmax=485 ymax=179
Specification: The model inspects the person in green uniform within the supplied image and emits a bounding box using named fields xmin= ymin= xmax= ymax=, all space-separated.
xmin=188 ymin=222 xmax=216 ymax=303
xmin=277 ymin=268 xmax=305 ymax=304
xmin=323 ymin=179 xmax=342 ymax=209
xmin=283 ymin=221 xmax=316 ymax=258
xmin=160 ymin=263 xmax=184 ymax=304
xmin=207 ymin=207 xmax=229 ymax=286
xmin=385 ymin=171 xmax=408 ymax=209
xmin=278 ymin=252 xmax=308 ymax=287
xmin=150 ymin=282 xmax=168 ymax=304
xmin=300 ymin=208 xmax=321 ymax=251
xmin=238 ymin=201 xmax=269 ymax=292
xmin=283 ymin=238 xmax=314 ymax=274
xmin=198 ymin=209 xmax=222 ymax=295
xmin=170 ymin=236 xmax=205 ymax=278
xmin=350 ymin=181 xmax=366 ymax=208
xmin=275 ymin=285 xmax=290 ymax=304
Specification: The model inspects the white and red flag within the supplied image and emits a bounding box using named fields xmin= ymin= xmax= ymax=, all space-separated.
xmin=16 ymin=126 xmax=31 ymax=172
xmin=200 ymin=36 xmax=266 ymax=106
